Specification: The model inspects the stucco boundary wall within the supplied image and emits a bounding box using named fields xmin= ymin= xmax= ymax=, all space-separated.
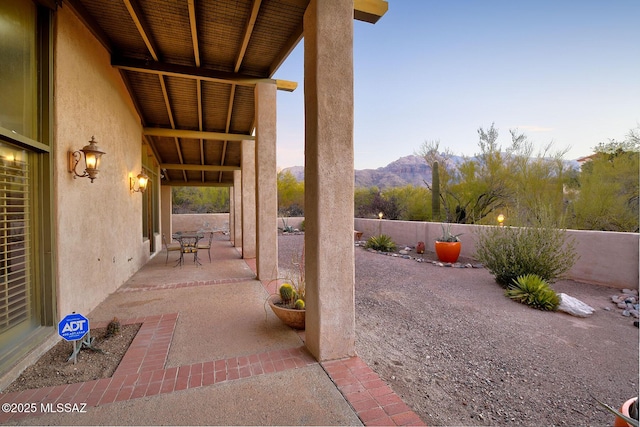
xmin=354 ymin=218 xmax=639 ymax=290
xmin=171 ymin=215 xmax=638 ymax=289
xmin=172 ymin=214 xmax=305 ymax=234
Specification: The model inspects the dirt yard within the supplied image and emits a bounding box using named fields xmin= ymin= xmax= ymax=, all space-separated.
xmin=279 ymin=234 xmax=638 ymax=426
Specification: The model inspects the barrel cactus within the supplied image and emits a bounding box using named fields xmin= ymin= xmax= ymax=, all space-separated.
xmin=294 ymin=299 xmax=305 ymax=310
xmin=279 ymin=283 xmax=295 ymax=303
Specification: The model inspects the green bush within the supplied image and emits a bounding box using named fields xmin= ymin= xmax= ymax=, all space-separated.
xmin=474 ymin=218 xmax=577 ymax=287
xmin=365 ymin=234 xmax=397 ymax=252
xmin=505 ymin=274 xmax=560 ymax=311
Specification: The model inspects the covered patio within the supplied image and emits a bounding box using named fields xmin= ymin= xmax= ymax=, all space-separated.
xmin=0 ymin=233 xmax=425 ymax=426
xmin=0 ymin=0 xmax=389 ymax=384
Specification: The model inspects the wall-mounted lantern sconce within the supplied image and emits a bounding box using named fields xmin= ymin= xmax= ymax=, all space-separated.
xmin=68 ymin=136 xmax=106 ymax=183
xmin=130 ymin=171 xmax=149 ymax=193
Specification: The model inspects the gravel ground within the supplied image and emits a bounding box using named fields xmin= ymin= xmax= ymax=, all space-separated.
xmin=278 ymin=234 xmax=639 ymax=426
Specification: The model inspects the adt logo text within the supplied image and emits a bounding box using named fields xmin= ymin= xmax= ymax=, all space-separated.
xmin=58 ymin=313 xmax=90 ymax=341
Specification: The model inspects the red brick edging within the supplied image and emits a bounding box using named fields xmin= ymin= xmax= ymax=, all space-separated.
xmin=1 ymin=312 xmax=424 ymax=426
xmin=322 ymin=357 xmax=426 ymax=426
xmin=0 ymin=313 xmax=314 ymax=423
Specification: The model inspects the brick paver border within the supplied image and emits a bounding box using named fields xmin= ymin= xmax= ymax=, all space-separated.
xmin=322 ymin=357 xmax=426 ymax=426
xmin=0 ymin=314 xmax=314 ymax=423
xmin=1 ymin=311 xmax=425 ymax=426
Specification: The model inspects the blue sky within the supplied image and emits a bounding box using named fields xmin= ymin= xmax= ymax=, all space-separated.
xmin=273 ymin=0 xmax=640 ymax=170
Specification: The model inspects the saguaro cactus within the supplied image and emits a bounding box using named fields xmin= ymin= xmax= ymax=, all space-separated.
xmin=432 ymin=161 xmax=441 ymax=221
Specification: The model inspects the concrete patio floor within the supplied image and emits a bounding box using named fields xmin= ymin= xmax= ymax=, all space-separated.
xmin=0 ymin=234 xmax=424 ymax=426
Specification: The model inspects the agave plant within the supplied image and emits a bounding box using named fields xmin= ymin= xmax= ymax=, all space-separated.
xmin=437 ymin=223 xmax=463 ymax=242
xmin=505 ymin=274 xmax=560 ymax=311
xmin=364 ymin=234 xmax=397 ymax=252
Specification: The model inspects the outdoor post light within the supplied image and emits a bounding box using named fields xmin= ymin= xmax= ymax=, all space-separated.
xmin=130 ymin=171 xmax=149 ymax=193
xmin=497 ymin=214 xmax=505 ymax=226
xmin=68 ymin=136 xmax=106 ymax=183
xmin=378 ymin=212 xmax=383 ymax=220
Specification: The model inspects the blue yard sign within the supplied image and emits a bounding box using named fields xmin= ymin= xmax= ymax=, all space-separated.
xmin=58 ymin=313 xmax=90 ymax=341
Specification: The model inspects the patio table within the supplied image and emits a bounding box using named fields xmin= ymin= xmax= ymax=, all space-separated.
xmin=172 ymin=232 xmax=204 ymax=267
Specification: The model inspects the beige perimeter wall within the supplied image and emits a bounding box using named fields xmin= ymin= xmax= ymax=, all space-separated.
xmin=354 ymin=218 xmax=639 ymax=290
xmin=53 ymin=7 xmax=150 ymax=318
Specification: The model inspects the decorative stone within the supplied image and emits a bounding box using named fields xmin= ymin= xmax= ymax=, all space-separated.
xmin=618 ymin=302 xmax=628 ymax=309
xmin=557 ymin=293 xmax=594 ymax=317
xmin=399 ymin=250 xmax=409 ymax=255
xmin=611 ymin=296 xmax=621 ymax=303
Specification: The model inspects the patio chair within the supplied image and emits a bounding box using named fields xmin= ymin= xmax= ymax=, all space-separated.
xmin=197 ymin=231 xmax=214 ymax=263
xmin=163 ymin=233 xmax=182 ymax=265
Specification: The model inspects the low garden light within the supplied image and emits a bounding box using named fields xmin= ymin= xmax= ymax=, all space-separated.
xmin=378 ymin=212 xmax=383 ymax=220
xmin=497 ymin=214 xmax=505 ymax=226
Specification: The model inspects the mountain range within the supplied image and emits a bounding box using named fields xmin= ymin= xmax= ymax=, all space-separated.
xmin=283 ymin=154 xmax=580 ymax=189
xmin=284 ymin=155 xmax=450 ymax=188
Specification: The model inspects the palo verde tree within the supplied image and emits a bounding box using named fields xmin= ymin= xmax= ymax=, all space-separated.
xmin=277 ymin=170 xmax=305 ymax=216
xmin=569 ymin=129 xmax=640 ymax=232
xmin=418 ymin=123 xmax=570 ymax=224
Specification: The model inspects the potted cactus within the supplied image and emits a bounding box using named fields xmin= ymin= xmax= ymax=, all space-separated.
xmin=434 ymin=223 xmax=463 ymax=263
xmin=267 ymin=248 xmax=305 ymax=329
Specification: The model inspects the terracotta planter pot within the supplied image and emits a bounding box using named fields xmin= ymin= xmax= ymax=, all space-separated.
xmin=434 ymin=241 xmax=461 ymax=263
xmin=614 ymin=397 xmax=638 ymax=427
xmin=268 ymin=295 xmax=305 ymax=330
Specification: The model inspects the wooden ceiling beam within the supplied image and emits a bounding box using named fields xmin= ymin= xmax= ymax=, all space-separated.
xmin=144 ymin=127 xmax=254 ymax=141
xmin=162 ymin=181 xmax=232 ymax=188
xmin=113 ymin=57 xmax=297 ymax=91
xmin=161 ymin=164 xmax=240 ymax=172
xmin=123 ymin=0 xmax=160 ymax=60
xmin=269 ymin=0 xmax=388 ymax=76
xmin=236 ymin=0 xmax=262 ymax=72
xmin=354 ymin=0 xmax=389 ymax=24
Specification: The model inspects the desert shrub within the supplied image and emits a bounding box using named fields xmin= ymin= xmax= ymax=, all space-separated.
xmin=474 ymin=216 xmax=577 ymax=287
xmin=505 ymin=274 xmax=560 ymax=311
xmin=365 ymin=234 xmax=397 ymax=252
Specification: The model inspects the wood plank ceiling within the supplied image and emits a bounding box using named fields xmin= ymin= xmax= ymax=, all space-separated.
xmin=64 ymin=0 xmax=387 ymax=187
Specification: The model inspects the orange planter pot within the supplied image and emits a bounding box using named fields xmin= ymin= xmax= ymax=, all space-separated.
xmin=434 ymin=241 xmax=461 ymax=263
xmin=614 ymin=397 xmax=638 ymax=427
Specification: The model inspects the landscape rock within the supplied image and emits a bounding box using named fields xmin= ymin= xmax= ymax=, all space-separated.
xmin=557 ymin=293 xmax=595 ymax=317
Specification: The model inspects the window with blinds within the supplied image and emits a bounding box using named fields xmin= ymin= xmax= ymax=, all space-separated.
xmin=0 ymin=146 xmax=31 ymax=335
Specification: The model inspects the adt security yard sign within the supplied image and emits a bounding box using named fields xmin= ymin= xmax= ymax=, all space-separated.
xmin=58 ymin=313 xmax=89 ymax=341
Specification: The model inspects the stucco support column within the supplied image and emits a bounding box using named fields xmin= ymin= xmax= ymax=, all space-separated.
xmin=160 ymin=185 xmax=173 ymax=239
xmin=303 ymin=0 xmax=355 ymax=361
xmin=241 ymin=140 xmax=256 ymax=258
xmin=255 ymin=82 xmax=278 ymax=280
xmin=232 ymin=170 xmax=242 ymax=247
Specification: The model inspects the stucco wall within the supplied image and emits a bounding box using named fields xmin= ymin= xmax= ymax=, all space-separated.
xmin=171 ymin=214 xmax=304 ymax=235
xmin=354 ymin=218 xmax=639 ymax=290
xmin=54 ymin=7 xmax=148 ymax=318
